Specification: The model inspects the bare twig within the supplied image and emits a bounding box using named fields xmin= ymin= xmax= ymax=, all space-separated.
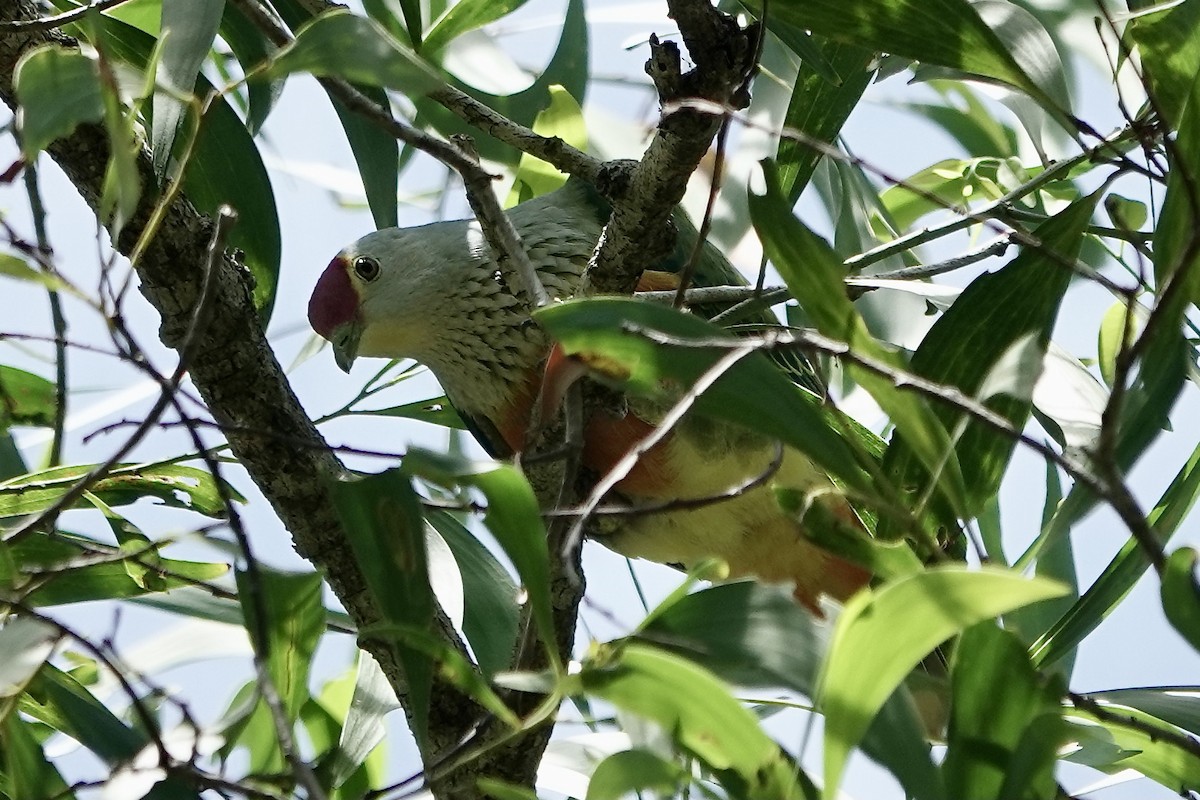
xmin=0 ymin=0 xmax=128 ymax=31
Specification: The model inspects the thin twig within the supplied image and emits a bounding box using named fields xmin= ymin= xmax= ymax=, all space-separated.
xmin=0 ymin=0 xmax=128 ymax=31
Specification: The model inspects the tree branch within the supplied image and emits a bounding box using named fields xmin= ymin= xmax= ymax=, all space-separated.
xmin=0 ymin=0 xmax=485 ymax=766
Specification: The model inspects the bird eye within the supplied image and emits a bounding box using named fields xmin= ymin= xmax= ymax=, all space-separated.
xmin=353 ymin=256 xmax=380 ymax=282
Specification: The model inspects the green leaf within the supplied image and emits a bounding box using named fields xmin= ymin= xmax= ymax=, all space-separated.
xmin=24 ymin=665 xmax=144 ymax=765
xmin=151 ymin=0 xmax=224 ymax=182
xmin=236 ymin=567 xmax=324 ymax=722
xmin=14 ymin=46 xmax=104 ymax=156
xmin=6 ymin=528 xmax=227 ymax=607
xmin=1090 ymin=687 xmax=1200 ymax=738
xmin=1130 ymin=0 xmax=1200 ymax=130
xmin=0 ymin=462 xmax=244 ymax=517
xmin=638 ymin=582 xmax=944 ymax=800
xmin=267 ymin=0 xmax=400 ymax=230
xmin=220 ymin=1 xmax=283 ymax=135
xmin=1063 ymin=709 xmax=1200 ymax=791
xmin=0 ymin=365 xmax=57 ymax=428
xmin=269 ymin=11 xmax=445 ymax=96
xmin=320 ymin=655 xmax=392 ymax=791
xmin=1030 ymin=438 xmax=1200 ymax=669
xmin=1162 ymin=547 xmax=1200 ymax=652
xmin=0 ymin=618 xmax=56 ymax=699
xmin=356 ymin=395 xmax=466 ymax=429
xmin=579 ymin=642 xmax=810 ymax=799
xmin=414 ymin=0 xmax=587 ymax=165
xmin=423 ymin=0 xmax=530 ymax=54
xmin=586 ymin=749 xmax=688 ymax=800
xmin=745 ymin=0 xmax=1056 ymax=109
xmin=1097 ymin=300 xmax=1138 ymax=387
xmin=818 ymin=566 xmax=1069 ymax=799
xmin=397 ymin=0 xmax=422 ymax=48
xmin=775 ymin=38 xmax=875 ymax=201
xmin=331 ymin=87 xmax=400 ymax=230
xmin=750 ymin=163 xmax=967 ymax=513
xmin=85 ymin=14 xmax=281 ymax=316
xmin=0 ymin=253 xmax=65 ymax=290
xmin=942 ymin=624 xmax=1062 ymax=800
xmin=329 ymin=468 xmax=434 ymax=748
xmin=1 ymin=711 xmax=70 ymax=800
xmin=426 ymin=510 xmax=519 ymax=677
xmin=882 ymin=191 xmax=1097 ymax=518
xmin=507 ymin=85 xmax=586 ymax=204
xmin=535 ymin=298 xmax=876 ymax=496
xmin=402 ymin=449 xmax=555 ymax=665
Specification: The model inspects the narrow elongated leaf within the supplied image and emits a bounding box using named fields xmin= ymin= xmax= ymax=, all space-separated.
xmin=1090 ymin=687 xmax=1200 ymax=738
xmin=0 ymin=366 xmax=56 ymax=428
xmin=268 ymin=0 xmax=400 ymax=230
xmin=14 ymin=46 xmax=104 ymax=156
xmin=745 ymin=0 xmax=1055 ymax=109
xmin=24 ymin=665 xmax=144 ymax=764
xmin=882 ymin=192 xmax=1097 ymax=518
xmin=423 ymin=0 xmax=529 ymax=54
xmin=1063 ymin=710 xmax=1200 ymax=790
xmin=750 ymin=164 xmax=967 ymax=512
xmin=236 ymin=567 xmax=324 ymax=722
xmin=402 ymin=450 xmax=555 ymax=664
xmin=331 ymin=89 xmax=400 ymax=230
xmin=942 ymin=624 xmax=1062 ymax=800
xmin=152 ymin=0 xmax=224 ymax=181
xmin=1130 ymin=0 xmax=1200 ymax=129
xmin=1 ymin=712 xmax=70 ymax=799
xmin=639 ymin=582 xmax=944 ymax=800
xmin=84 ymin=15 xmax=281 ymax=315
xmin=776 ymin=39 xmax=876 ymax=201
xmin=426 ymin=510 xmax=519 ymax=677
xmin=1030 ymin=439 xmax=1200 ymax=669
xmin=579 ymin=642 xmax=810 ymax=799
xmin=819 ymin=566 xmax=1068 ymax=799
xmin=5 ymin=529 xmax=227 ymax=607
xmin=1162 ymin=547 xmax=1200 ymax=652
xmin=269 ymin=11 xmax=444 ymax=96
xmin=0 ymin=462 xmax=243 ymax=517
xmin=329 ymin=468 xmax=434 ymax=747
xmin=220 ymin=1 xmax=283 ymax=134
xmin=535 ymin=298 xmax=876 ymax=495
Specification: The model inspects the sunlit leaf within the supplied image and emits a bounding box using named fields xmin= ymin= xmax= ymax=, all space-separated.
xmin=423 ymin=0 xmax=530 ymax=54
xmin=0 ymin=462 xmax=244 ymax=517
xmin=578 ymin=642 xmax=811 ymax=799
xmin=943 ymin=624 xmax=1062 ymax=800
xmin=819 ymin=566 xmax=1068 ymax=799
xmin=507 ymin=85 xmax=586 ymax=204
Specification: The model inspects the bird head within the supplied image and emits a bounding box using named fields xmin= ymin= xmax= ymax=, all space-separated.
xmin=308 ymin=224 xmax=483 ymax=373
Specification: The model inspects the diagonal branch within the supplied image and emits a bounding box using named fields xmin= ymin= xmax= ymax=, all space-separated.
xmin=0 ymin=0 xmax=484 ymax=764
